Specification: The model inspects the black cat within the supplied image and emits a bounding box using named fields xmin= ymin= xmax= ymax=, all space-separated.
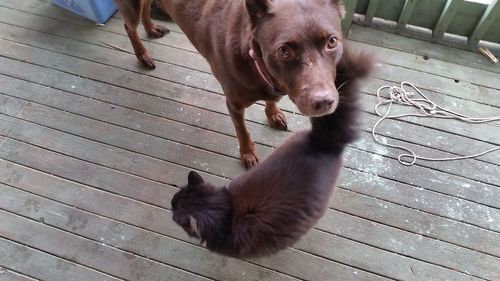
xmin=171 ymin=49 xmax=372 ymax=258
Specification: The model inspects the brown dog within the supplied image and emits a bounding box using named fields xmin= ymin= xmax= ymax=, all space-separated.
xmin=171 ymin=49 xmax=371 ymax=258
xmin=114 ymin=0 xmax=347 ymax=168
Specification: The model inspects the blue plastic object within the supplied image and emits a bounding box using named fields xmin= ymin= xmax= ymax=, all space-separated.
xmin=52 ymin=0 xmax=118 ymax=24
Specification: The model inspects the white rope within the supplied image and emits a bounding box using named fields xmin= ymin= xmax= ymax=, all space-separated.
xmin=372 ymin=81 xmax=500 ymax=166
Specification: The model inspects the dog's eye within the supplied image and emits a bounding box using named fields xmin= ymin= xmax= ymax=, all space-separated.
xmin=327 ymin=36 xmax=338 ymax=49
xmin=276 ymin=45 xmax=292 ymax=59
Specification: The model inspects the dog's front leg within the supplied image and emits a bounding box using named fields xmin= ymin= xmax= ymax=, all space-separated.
xmin=265 ymin=101 xmax=288 ymax=130
xmin=226 ymin=99 xmax=258 ymax=169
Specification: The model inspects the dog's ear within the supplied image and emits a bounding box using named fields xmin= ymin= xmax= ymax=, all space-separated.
xmin=246 ymin=0 xmax=270 ymax=25
xmin=331 ymin=0 xmax=346 ymax=18
xmin=188 ymin=171 xmax=204 ymax=187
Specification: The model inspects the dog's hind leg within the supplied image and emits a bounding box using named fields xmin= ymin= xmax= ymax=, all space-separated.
xmin=265 ymin=101 xmax=288 ymax=130
xmin=226 ymin=99 xmax=259 ymax=169
xmin=141 ymin=0 xmax=170 ymax=38
xmin=115 ymin=0 xmax=156 ymax=69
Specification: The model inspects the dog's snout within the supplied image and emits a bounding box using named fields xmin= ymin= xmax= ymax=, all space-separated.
xmin=311 ymin=94 xmax=335 ymax=113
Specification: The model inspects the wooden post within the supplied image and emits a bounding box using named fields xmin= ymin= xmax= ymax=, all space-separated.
xmin=468 ymin=0 xmax=500 ymax=47
xmin=342 ymin=0 xmax=359 ymax=37
xmin=432 ymin=0 xmax=464 ymax=40
xmin=396 ymin=0 xmax=417 ymax=32
xmin=364 ymin=0 xmax=380 ymax=26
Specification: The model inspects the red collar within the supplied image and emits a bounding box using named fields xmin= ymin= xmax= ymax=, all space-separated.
xmin=249 ymin=49 xmax=286 ymax=96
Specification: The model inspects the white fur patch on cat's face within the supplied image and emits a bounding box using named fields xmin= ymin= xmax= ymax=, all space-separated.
xmin=189 ymin=215 xmax=200 ymax=238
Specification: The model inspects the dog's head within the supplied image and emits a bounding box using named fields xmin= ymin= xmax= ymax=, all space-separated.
xmin=171 ymin=171 xmax=232 ymax=241
xmin=246 ymin=0 xmax=346 ymax=117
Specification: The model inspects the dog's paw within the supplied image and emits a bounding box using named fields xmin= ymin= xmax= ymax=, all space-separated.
xmin=241 ymin=151 xmax=259 ymax=169
xmin=267 ymin=108 xmax=288 ymax=131
xmin=139 ymin=53 xmax=156 ymax=70
xmin=147 ymin=24 xmax=170 ymax=38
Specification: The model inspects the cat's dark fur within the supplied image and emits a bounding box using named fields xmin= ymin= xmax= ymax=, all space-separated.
xmin=171 ymin=48 xmax=372 ymax=258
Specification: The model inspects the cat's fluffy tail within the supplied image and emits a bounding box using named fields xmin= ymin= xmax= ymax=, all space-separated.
xmin=310 ymin=48 xmax=373 ymax=153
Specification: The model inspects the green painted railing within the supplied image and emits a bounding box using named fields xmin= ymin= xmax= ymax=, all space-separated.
xmin=342 ymin=0 xmax=500 ymax=50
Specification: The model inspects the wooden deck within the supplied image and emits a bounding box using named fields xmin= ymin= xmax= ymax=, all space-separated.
xmin=0 ymin=0 xmax=499 ymax=280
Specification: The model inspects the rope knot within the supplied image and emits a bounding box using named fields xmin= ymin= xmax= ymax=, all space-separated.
xmin=373 ymin=81 xmax=500 ymax=166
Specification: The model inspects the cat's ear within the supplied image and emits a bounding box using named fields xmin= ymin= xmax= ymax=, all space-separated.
xmin=188 ymin=215 xmax=200 ymax=238
xmin=188 ymin=171 xmax=204 ymax=187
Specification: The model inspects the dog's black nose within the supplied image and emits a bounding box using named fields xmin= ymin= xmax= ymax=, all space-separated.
xmin=312 ymin=95 xmax=335 ymax=112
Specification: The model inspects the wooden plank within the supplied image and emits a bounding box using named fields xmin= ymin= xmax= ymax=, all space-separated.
xmin=0 ymin=57 xmax=495 ymax=209
xmin=0 ymin=40 xmax=498 ymax=205
xmin=0 ymin=268 xmax=37 ymax=281
xmin=2 ymin=50 xmax=500 ymax=175
xmin=364 ymin=0 xmax=380 ymax=26
xmin=445 ymin=1 xmax=491 ymax=38
xmin=4 ymin=10 xmax=209 ymax=72
xmin=331 ymin=188 xmax=500 ymax=258
xmin=432 ymin=0 xmax=464 ymax=40
xmin=360 ymin=91 xmax=500 ymax=151
xmin=343 ymin=144 xmax=500 ymax=209
xmin=342 ymin=0 xmax=359 ymax=35
xmin=0 ymin=0 xmax=498 ymax=276
xmin=1 ymin=111 xmax=499 ymax=256
xmin=2 ymin=160 xmax=498 ymax=280
xmin=0 ymin=131 xmax=225 ymax=207
xmin=1 ymin=79 xmax=499 ymax=211
xmin=2 ymin=0 xmax=500 ymax=233
xmin=0 ymin=103 xmax=500 ymax=240
xmin=352 ymin=136 xmax=500 ymax=230
xmin=1 ymin=6 xmax=500 ymax=113
xmin=2 ymin=121 xmax=398 ymax=279
xmin=396 ymin=0 xmax=417 ymax=31
xmin=5 ymin=156 xmax=500 ymax=269
xmin=0 ymin=0 xmax=197 ymax=53
xmin=2 ymin=131 xmax=498 ymax=260
xmin=358 ymin=112 xmax=500 ymax=168
xmin=256 ymin=233 xmax=481 ymax=281
xmin=316 ymin=209 xmax=500 ymax=280
xmin=0 ymin=194 xmax=297 ymax=281
xmin=0 ymin=70 xmax=274 ymax=160
xmin=0 ymin=99 xmax=236 ymax=183
xmin=0 ymin=69 xmax=489 ymax=195
xmin=468 ymin=0 xmax=500 ymax=47
xmin=0 ymin=210 xmax=242 ymax=281
xmin=0 ymin=17 xmax=500 ymax=124
xmin=2 ymin=49 xmax=500 ymax=174
xmin=2 ymin=0 xmax=500 ymax=96
xmin=2 ymin=7 xmax=499 ymax=126
xmin=352 ymin=132 xmax=500 ymax=215
xmin=1 ymin=166 xmax=493 ymax=280
xmin=0 ymin=238 xmax=120 ymax=281
xmin=2 ymin=98 xmax=499 ymax=235
xmin=348 ymin=24 xmax=500 ymax=75
xmin=404 ymin=0 xmax=447 ymax=30
xmin=349 ymin=43 xmax=500 ymax=100
xmin=0 ymin=86 xmax=491 ymax=231
xmin=1 ymin=81 xmax=492 ymax=205
xmin=3 ymin=16 xmax=500 ymax=158
xmin=0 ymin=180 xmax=386 ymax=281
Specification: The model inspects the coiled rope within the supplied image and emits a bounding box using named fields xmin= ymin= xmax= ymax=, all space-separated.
xmin=372 ymin=81 xmax=500 ymax=166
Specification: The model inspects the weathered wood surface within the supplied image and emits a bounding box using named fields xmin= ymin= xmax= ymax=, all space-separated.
xmin=0 ymin=0 xmax=499 ymax=280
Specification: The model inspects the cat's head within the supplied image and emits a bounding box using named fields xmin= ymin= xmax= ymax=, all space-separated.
xmin=171 ymin=171 xmax=232 ymax=241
